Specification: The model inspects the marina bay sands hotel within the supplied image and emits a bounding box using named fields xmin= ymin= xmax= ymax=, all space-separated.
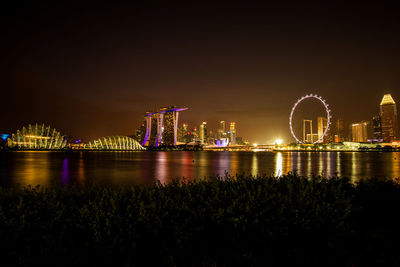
xmin=141 ymin=106 xmax=188 ymax=147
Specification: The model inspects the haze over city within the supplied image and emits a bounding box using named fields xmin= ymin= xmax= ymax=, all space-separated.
xmin=2 ymin=2 xmax=400 ymax=143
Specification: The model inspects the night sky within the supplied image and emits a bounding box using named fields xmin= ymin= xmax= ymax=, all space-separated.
xmin=2 ymin=2 xmax=400 ymax=143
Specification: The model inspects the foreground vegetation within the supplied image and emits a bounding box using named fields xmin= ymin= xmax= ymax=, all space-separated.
xmin=1 ymin=174 xmax=400 ymax=266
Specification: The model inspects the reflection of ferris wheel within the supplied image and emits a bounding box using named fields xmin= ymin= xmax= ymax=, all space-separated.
xmin=289 ymin=94 xmax=331 ymax=144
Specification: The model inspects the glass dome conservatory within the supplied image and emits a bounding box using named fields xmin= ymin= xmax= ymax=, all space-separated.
xmin=85 ymin=136 xmax=144 ymax=150
xmin=7 ymin=124 xmax=67 ymax=150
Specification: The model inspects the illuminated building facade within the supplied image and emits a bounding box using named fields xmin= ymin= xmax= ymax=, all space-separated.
xmin=372 ymin=115 xmax=382 ymax=141
xmin=303 ymin=120 xmax=313 ymax=143
xmin=317 ymin=117 xmax=330 ymax=143
xmin=133 ymin=121 xmax=146 ymax=144
xmin=86 ymin=136 xmax=144 ymax=150
xmin=218 ymin=121 xmax=226 ymax=139
xmin=177 ymin=123 xmax=188 ymax=142
xmin=352 ymin=121 xmax=368 ymax=142
xmin=334 ymin=118 xmax=345 ymax=142
xmin=200 ymin=122 xmax=207 ymax=144
xmin=230 ymin=122 xmax=236 ymax=145
xmin=0 ymin=134 xmax=10 ymax=149
xmin=306 ymin=133 xmax=319 ymax=143
xmin=147 ymin=113 xmax=160 ymax=146
xmin=162 ymin=108 xmax=176 ymax=145
xmin=142 ymin=106 xmax=188 ymax=146
xmin=7 ymin=124 xmax=67 ymax=150
xmin=317 ymin=117 xmax=327 ymax=139
xmin=192 ymin=127 xmax=199 ymax=141
xmin=380 ymin=94 xmax=399 ymax=142
xmin=215 ymin=138 xmax=229 ymax=147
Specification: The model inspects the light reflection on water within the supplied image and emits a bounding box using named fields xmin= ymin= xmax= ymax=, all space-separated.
xmin=275 ymin=152 xmax=283 ymax=177
xmin=0 ymin=151 xmax=400 ymax=188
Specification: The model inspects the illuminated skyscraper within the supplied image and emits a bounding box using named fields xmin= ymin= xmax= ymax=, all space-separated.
xmin=220 ymin=121 xmax=226 ymax=133
xmin=134 ymin=121 xmax=146 ymax=144
xmin=180 ymin=123 xmax=188 ymax=142
xmin=183 ymin=123 xmax=188 ymax=133
xmin=193 ymin=127 xmax=199 ymax=141
xmin=380 ymin=94 xmax=399 ymax=142
xmin=317 ymin=117 xmax=327 ymax=143
xmin=372 ymin=116 xmax=382 ymax=141
xmin=200 ymin=122 xmax=207 ymax=144
xmin=303 ymin=120 xmax=313 ymax=143
xmin=352 ymin=121 xmax=368 ymax=142
xmin=230 ymin=122 xmax=236 ymax=145
xmin=162 ymin=107 xmax=177 ymax=146
xmin=334 ymin=118 xmax=345 ymax=142
xmin=142 ymin=106 xmax=188 ymax=146
xmin=218 ymin=120 xmax=226 ymax=139
xmin=147 ymin=113 xmax=160 ymax=146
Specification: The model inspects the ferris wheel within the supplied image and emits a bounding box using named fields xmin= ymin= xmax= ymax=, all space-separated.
xmin=289 ymin=94 xmax=331 ymax=144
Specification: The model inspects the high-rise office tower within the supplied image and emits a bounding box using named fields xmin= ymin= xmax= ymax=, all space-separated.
xmin=230 ymin=122 xmax=236 ymax=145
xmin=177 ymin=125 xmax=183 ymax=143
xmin=220 ymin=121 xmax=226 ymax=133
xmin=302 ymin=120 xmax=313 ymax=143
xmin=317 ymin=117 xmax=333 ymax=143
xmin=200 ymin=122 xmax=207 ymax=144
xmin=317 ymin=117 xmax=328 ymax=143
xmin=352 ymin=121 xmax=368 ymax=142
xmin=380 ymin=94 xmax=399 ymax=142
xmin=372 ymin=116 xmax=382 ymax=140
xmin=192 ymin=127 xmax=199 ymax=141
xmin=334 ymin=118 xmax=345 ymax=142
xmin=218 ymin=121 xmax=226 ymax=139
xmin=182 ymin=123 xmax=188 ymax=142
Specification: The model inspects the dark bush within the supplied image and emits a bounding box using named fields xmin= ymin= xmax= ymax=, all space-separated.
xmin=1 ymin=174 xmax=399 ymax=266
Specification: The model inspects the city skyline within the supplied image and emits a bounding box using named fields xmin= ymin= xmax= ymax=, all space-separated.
xmin=2 ymin=3 xmax=400 ymax=142
xmin=1 ymin=93 xmax=399 ymax=145
xmin=2 ymin=3 xmax=400 ymax=265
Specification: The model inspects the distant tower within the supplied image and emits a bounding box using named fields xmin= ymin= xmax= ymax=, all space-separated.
xmin=352 ymin=121 xmax=368 ymax=142
xmin=220 ymin=121 xmax=226 ymax=133
xmin=200 ymin=122 xmax=207 ymax=144
xmin=317 ymin=117 xmax=328 ymax=143
xmin=218 ymin=121 xmax=226 ymax=139
xmin=372 ymin=115 xmax=382 ymax=141
xmin=334 ymin=118 xmax=345 ymax=142
xmin=193 ymin=127 xmax=199 ymax=141
xmin=380 ymin=94 xmax=399 ymax=142
xmin=230 ymin=122 xmax=236 ymax=145
xmin=181 ymin=123 xmax=188 ymax=142
xmin=303 ymin=120 xmax=313 ymax=143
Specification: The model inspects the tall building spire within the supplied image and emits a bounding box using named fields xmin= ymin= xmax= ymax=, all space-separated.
xmin=379 ymin=94 xmax=399 ymax=142
xmin=380 ymin=94 xmax=396 ymax=106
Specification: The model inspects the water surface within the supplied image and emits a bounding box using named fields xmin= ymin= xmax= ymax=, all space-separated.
xmin=1 ymin=151 xmax=399 ymax=187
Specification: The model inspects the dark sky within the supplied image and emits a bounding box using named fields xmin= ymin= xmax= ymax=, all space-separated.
xmin=2 ymin=2 xmax=400 ymax=143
